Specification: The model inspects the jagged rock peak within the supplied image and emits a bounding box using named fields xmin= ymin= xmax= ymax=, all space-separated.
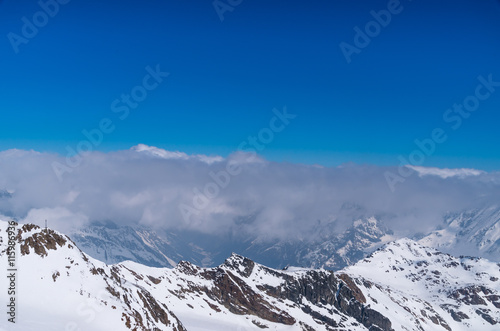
xmin=223 ymin=253 xmax=255 ymax=278
xmin=175 ymin=260 xmax=201 ymax=275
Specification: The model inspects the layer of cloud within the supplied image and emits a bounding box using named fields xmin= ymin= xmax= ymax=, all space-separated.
xmin=0 ymin=145 xmax=499 ymax=240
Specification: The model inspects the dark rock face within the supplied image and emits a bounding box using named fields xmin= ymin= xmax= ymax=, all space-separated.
xmin=184 ymin=263 xmax=297 ymax=325
xmin=338 ymin=273 xmax=367 ymax=303
xmin=137 ymin=289 xmax=185 ymax=330
xmin=210 ymin=269 xmax=296 ymax=324
xmin=441 ymin=304 xmax=470 ymax=322
xmin=475 ymin=308 xmax=498 ymax=325
xmin=449 ymin=285 xmax=492 ymax=305
xmin=266 ymin=271 xmax=393 ymax=330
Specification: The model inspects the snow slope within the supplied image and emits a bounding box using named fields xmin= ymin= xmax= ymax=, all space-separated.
xmin=419 ymin=206 xmax=500 ymax=260
xmin=345 ymin=238 xmax=500 ymax=330
xmin=0 ymin=222 xmax=185 ymax=331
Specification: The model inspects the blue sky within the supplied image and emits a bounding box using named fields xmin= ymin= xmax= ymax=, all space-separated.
xmin=1 ymin=0 xmax=500 ymax=169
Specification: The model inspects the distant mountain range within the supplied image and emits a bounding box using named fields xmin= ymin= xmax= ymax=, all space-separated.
xmin=69 ymin=215 xmax=393 ymax=271
xmin=418 ymin=206 xmax=500 ymax=260
xmin=1 ymin=220 xmax=498 ymax=330
xmin=68 ymin=205 xmax=500 ymax=273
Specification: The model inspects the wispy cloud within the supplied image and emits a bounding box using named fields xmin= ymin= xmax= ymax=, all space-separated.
xmin=132 ymin=144 xmax=224 ymax=164
xmin=406 ymin=165 xmax=485 ymax=179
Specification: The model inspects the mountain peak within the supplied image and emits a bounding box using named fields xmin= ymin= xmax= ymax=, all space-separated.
xmin=223 ymin=253 xmax=255 ymax=278
xmin=367 ymin=237 xmax=439 ymax=259
xmin=11 ymin=222 xmax=73 ymax=257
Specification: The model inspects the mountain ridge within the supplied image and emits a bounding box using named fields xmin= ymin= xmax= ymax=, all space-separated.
xmin=1 ymin=220 xmax=499 ymax=330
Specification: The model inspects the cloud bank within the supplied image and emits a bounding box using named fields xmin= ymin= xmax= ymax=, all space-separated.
xmin=0 ymin=145 xmax=499 ymax=238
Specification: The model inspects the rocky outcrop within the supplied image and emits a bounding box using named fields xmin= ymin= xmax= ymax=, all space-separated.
xmin=17 ymin=224 xmax=67 ymax=256
xmin=261 ymin=269 xmax=392 ymax=330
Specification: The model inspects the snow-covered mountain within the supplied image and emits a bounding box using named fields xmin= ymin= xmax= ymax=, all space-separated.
xmin=69 ymin=221 xmax=218 ymax=268
xmin=70 ymin=221 xmax=184 ymax=268
xmin=419 ymin=205 xmax=500 ymax=261
xmin=242 ymin=216 xmax=393 ymax=270
xmin=345 ymin=238 xmax=500 ymax=330
xmin=1 ymin=220 xmax=498 ymax=330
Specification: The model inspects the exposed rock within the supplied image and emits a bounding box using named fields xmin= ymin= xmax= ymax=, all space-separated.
xmin=18 ymin=225 xmax=67 ymax=257
xmin=449 ymin=286 xmax=490 ymax=305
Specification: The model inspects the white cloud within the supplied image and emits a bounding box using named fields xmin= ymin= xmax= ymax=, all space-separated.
xmin=0 ymin=146 xmax=498 ymax=240
xmin=131 ymin=144 xmax=224 ymax=164
xmin=406 ymin=165 xmax=485 ymax=179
